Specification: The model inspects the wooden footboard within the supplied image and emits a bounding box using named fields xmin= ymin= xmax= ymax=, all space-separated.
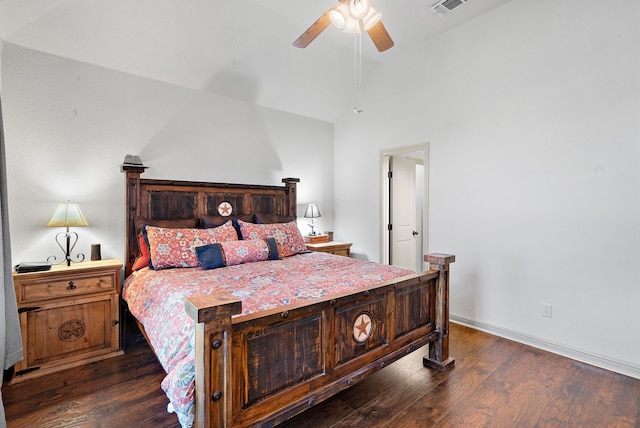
xmin=186 ymin=254 xmax=455 ymax=428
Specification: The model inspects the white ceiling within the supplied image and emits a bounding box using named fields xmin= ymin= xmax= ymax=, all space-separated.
xmin=0 ymin=0 xmax=511 ymax=123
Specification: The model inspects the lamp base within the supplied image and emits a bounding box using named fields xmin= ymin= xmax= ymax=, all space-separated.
xmin=47 ymin=230 xmax=85 ymax=266
xmin=307 ymin=218 xmax=320 ymax=236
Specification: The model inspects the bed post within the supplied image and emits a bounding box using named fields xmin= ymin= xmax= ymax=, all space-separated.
xmin=423 ymin=253 xmax=456 ymax=371
xmin=121 ymin=163 xmax=147 ymax=277
xmin=185 ymin=294 xmax=242 ymax=428
xmin=282 ymin=177 xmax=300 ymax=217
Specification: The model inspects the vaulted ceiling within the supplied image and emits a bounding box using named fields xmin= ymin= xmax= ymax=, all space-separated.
xmin=0 ymin=0 xmax=511 ymax=122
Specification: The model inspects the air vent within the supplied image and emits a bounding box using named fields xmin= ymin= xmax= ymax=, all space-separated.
xmin=431 ymin=0 xmax=470 ymax=16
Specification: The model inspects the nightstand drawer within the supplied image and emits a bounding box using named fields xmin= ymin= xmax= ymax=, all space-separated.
xmin=18 ymin=273 xmax=116 ymax=303
xmin=328 ymin=248 xmax=350 ymax=257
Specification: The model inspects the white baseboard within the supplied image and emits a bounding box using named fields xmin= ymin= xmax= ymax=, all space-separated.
xmin=451 ymin=313 xmax=640 ymax=380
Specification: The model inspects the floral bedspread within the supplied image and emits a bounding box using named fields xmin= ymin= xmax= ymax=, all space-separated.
xmin=122 ymin=251 xmax=413 ymax=428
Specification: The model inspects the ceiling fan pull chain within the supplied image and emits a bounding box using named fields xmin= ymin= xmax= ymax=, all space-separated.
xmin=354 ymin=30 xmax=364 ymax=114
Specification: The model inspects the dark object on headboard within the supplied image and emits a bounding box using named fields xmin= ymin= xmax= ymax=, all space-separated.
xmin=121 ymin=154 xmax=147 ymax=171
xmin=121 ymin=163 xmax=299 ymax=276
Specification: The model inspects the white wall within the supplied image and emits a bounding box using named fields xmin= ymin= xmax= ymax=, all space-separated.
xmin=0 ymin=41 xmax=3 ymax=89
xmin=334 ymin=0 xmax=640 ymax=377
xmin=1 ymin=44 xmax=335 ymax=264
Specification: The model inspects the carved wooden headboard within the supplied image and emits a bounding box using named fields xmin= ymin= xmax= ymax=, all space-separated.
xmin=122 ymin=164 xmax=299 ymax=276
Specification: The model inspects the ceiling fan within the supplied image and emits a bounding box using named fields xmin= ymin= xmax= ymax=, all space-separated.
xmin=293 ymin=0 xmax=394 ymax=52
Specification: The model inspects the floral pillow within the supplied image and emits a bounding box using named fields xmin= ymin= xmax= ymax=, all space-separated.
xmin=200 ymin=214 xmax=255 ymax=239
xmin=144 ymin=221 xmax=238 ymax=270
xmin=196 ymin=238 xmax=279 ymax=270
xmin=132 ymin=217 xmax=199 ymax=271
xmin=237 ymin=220 xmax=307 ymax=257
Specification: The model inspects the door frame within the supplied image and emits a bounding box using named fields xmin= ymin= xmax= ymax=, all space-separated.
xmin=380 ymin=143 xmax=430 ymax=270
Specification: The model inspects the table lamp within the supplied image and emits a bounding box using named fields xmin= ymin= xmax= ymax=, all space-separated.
xmin=47 ymin=201 xmax=89 ymax=266
xmin=304 ymin=204 xmax=321 ymax=236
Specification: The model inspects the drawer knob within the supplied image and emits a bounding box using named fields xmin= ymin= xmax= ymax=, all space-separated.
xmin=67 ymin=281 xmax=77 ymax=290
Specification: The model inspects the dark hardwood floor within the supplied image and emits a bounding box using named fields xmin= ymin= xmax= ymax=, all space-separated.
xmin=3 ymin=322 xmax=639 ymax=427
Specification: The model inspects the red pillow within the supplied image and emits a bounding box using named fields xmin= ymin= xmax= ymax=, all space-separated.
xmin=132 ymin=235 xmax=150 ymax=271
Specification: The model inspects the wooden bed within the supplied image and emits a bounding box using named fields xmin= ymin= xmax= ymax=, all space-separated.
xmin=122 ymin=165 xmax=455 ymax=428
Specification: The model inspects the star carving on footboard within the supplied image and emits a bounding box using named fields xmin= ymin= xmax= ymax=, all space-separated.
xmin=353 ymin=312 xmax=373 ymax=343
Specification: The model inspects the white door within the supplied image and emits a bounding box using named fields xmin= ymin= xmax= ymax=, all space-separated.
xmin=390 ymin=156 xmax=417 ymax=272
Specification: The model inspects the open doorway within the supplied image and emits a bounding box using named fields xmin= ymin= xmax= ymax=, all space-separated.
xmin=380 ymin=143 xmax=429 ymax=272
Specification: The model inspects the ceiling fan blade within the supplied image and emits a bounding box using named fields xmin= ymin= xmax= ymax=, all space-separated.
xmin=366 ymin=20 xmax=394 ymax=52
xmin=293 ymin=10 xmax=332 ymax=48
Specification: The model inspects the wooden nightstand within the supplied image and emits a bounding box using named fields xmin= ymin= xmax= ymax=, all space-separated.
xmin=11 ymin=259 xmax=123 ymax=382
xmin=306 ymin=241 xmax=352 ymax=257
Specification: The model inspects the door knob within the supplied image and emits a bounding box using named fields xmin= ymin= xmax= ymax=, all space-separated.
xmin=412 ymin=231 xmax=419 ymax=236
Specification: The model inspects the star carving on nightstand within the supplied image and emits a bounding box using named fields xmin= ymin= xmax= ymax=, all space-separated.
xmin=353 ymin=313 xmax=373 ymax=343
xmin=218 ymin=202 xmax=233 ymax=216
xmin=58 ymin=319 xmax=86 ymax=342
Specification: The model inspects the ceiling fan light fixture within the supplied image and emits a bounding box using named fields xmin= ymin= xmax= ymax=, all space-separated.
xmin=348 ymin=0 xmax=371 ymax=20
xmin=293 ymin=0 xmax=393 ymax=52
xmin=343 ymin=17 xmax=360 ymax=33
xmin=363 ymin=9 xmax=381 ymax=31
xmin=331 ymin=4 xmax=380 ymax=33
xmin=329 ymin=6 xmax=348 ymax=29
xmin=330 ymin=4 xmax=362 ymax=34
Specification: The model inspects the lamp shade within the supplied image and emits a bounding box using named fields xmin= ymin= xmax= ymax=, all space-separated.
xmin=304 ymin=204 xmax=321 ymax=219
xmin=47 ymin=202 xmax=89 ymax=228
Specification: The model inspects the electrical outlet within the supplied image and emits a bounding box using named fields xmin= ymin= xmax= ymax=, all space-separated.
xmin=541 ymin=303 xmax=552 ymax=318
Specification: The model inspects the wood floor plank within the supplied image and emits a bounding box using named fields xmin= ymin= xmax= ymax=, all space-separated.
xmin=391 ymin=336 xmax=516 ymax=427
xmin=6 ymin=370 xmax=171 ymax=428
xmin=388 ymin=324 xmax=510 ymax=426
xmin=330 ymin=371 xmax=439 ymax=427
xmin=531 ymin=361 xmax=602 ymax=427
xmin=444 ymin=345 xmax=565 ymax=427
xmin=3 ymin=338 xmax=157 ymax=406
xmin=578 ymin=366 xmax=640 ymax=427
xmin=277 ymin=391 xmax=355 ymax=428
